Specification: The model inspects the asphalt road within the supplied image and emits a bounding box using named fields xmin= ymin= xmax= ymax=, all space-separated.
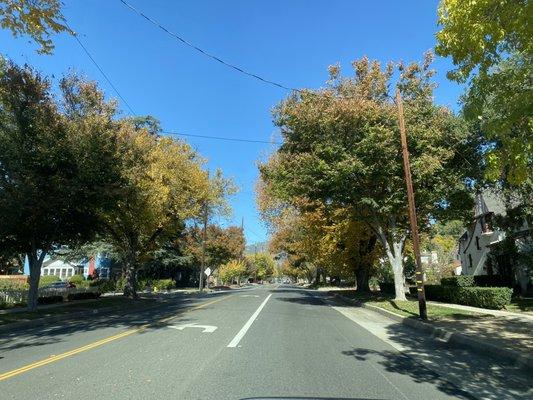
xmin=0 ymin=285 xmax=531 ymax=400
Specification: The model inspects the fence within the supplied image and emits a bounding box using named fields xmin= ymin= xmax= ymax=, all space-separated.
xmin=0 ymin=286 xmax=100 ymax=305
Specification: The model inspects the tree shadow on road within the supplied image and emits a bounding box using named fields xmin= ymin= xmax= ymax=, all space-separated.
xmin=0 ymin=295 xmax=216 ymax=353
xmin=341 ymin=321 xmax=532 ymax=400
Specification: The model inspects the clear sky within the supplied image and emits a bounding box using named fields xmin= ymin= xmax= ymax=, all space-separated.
xmin=0 ymin=0 xmax=464 ymax=245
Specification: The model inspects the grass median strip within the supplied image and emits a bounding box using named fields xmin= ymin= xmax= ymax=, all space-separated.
xmin=0 ymin=294 xmax=231 ymax=382
xmin=330 ymin=290 xmax=492 ymax=321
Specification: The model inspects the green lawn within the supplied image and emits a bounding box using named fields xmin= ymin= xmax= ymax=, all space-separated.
xmin=331 ymin=290 xmax=492 ymax=321
xmin=0 ymin=297 xmax=157 ymax=326
xmin=504 ymin=298 xmax=533 ymax=314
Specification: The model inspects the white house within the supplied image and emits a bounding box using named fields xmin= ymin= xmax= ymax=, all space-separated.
xmin=41 ymin=259 xmax=84 ymax=280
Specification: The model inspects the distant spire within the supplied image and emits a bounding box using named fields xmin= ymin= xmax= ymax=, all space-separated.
xmin=474 ymin=191 xmax=490 ymax=218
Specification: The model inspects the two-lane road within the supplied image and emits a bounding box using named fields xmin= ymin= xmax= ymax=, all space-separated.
xmin=1 ymin=285 xmax=530 ymax=399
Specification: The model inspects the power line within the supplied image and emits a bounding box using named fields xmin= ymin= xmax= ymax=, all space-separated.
xmin=163 ymin=131 xmax=281 ymax=145
xmin=66 ymin=23 xmax=136 ymax=115
xmin=119 ymin=0 xmax=297 ymax=92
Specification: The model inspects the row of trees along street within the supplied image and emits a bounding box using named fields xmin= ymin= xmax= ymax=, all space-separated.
xmin=258 ymin=49 xmax=531 ymax=301
xmin=0 ymin=59 xmax=240 ymax=310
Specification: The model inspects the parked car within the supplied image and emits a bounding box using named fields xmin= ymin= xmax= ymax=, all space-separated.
xmin=43 ymin=281 xmax=76 ymax=290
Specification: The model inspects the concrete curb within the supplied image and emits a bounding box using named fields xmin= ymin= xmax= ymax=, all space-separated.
xmin=331 ymin=292 xmax=533 ymax=370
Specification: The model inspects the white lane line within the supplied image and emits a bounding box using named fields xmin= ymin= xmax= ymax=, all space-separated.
xmin=227 ymin=294 xmax=272 ymax=348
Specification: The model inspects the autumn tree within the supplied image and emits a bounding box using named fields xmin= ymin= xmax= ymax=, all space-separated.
xmin=0 ymin=61 xmax=121 ymax=310
xmin=0 ymin=0 xmax=72 ymax=54
xmin=260 ymin=55 xmax=481 ymax=300
xmin=218 ymin=259 xmax=246 ymax=284
xmin=100 ymin=121 xmax=210 ymax=298
xmin=436 ymin=0 xmax=532 ymax=184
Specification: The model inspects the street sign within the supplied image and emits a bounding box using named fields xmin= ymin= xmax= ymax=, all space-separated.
xmin=205 ymin=267 xmax=212 ymax=276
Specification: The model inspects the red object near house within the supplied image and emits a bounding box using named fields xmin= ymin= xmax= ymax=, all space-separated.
xmin=88 ymin=257 xmax=96 ymax=277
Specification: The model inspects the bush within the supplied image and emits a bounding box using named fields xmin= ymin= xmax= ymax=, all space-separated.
xmin=67 ymin=291 xmax=100 ymax=301
xmin=473 ymin=275 xmax=514 ymax=288
xmin=93 ymin=279 xmax=117 ymax=293
xmin=38 ymin=295 xmax=63 ymax=304
xmin=152 ymin=279 xmax=174 ymax=291
xmin=69 ymin=274 xmax=85 ymax=285
xmin=441 ymin=276 xmax=474 ymax=287
xmin=0 ymin=280 xmax=28 ymax=291
xmin=378 ymin=282 xmax=395 ymax=294
xmin=39 ymin=275 xmax=61 ymax=287
xmin=424 ymin=284 xmax=512 ymax=309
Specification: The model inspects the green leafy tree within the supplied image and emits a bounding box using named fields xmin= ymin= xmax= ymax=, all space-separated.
xmin=0 ymin=61 xmax=121 ymax=310
xmin=0 ymin=0 xmax=73 ymax=54
xmin=100 ymin=121 xmax=210 ymax=298
xmin=436 ymin=0 xmax=532 ymax=184
xmin=260 ymin=55 xmax=480 ymax=299
xmin=218 ymin=259 xmax=246 ymax=284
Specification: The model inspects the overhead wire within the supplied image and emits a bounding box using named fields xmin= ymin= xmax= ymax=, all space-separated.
xmin=119 ymin=0 xmax=297 ymax=92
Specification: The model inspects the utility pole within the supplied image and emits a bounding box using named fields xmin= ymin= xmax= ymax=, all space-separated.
xmin=396 ymin=88 xmax=427 ymax=320
xmin=199 ymin=171 xmax=209 ymax=292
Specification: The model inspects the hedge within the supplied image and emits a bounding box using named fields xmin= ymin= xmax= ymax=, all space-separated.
xmin=440 ymin=276 xmax=474 ymax=287
xmin=473 ymin=275 xmax=514 ymax=288
xmin=378 ymin=282 xmax=395 ymax=294
xmin=38 ymin=295 xmax=63 ymax=304
xmin=152 ymin=279 xmax=175 ymax=291
xmin=69 ymin=274 xmax=85 ymax=285
xmin=424 ymin=284 xmax=512 ymax=309
xmin=39 ymin=275 xmax=61 ymax=287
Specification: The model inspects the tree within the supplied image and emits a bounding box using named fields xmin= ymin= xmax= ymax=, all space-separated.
xmin=100 ymin=122 xmax=209 ymax=298
xmin=185 ymin=225 xmax=245 ymax=273
xmin=0 ymin=0 xmax=73 ymax=54
xmin=260 ymin=55 xmax=480 ymax=300
xmin=247 ymin=253 xmax=276 ymax=281
xmin=218 ymin=259 xmax=246 ymax=284
xmin=0 ymin=61 xmax=121 ymax=310
xmin=436 ymin=0 xmax=532 ymax=184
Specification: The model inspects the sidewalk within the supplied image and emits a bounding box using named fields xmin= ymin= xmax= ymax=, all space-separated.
xmin=331 ymin=291 xmax=533 ymax=369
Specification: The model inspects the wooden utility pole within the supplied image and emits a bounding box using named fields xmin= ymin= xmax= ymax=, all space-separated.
xmin=395 ymin=88 xmax=427 ymax=320
xmin=199 ymin=171 xmax=209 ymax=292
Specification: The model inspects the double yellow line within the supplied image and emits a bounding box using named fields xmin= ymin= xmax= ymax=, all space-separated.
xmin=0 ymin=294 xmax=230 ymax=382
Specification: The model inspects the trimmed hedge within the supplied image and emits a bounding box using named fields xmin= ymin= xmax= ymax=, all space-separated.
xmin=473 ymin=275 xmax=514 ymax=288
xmin=424 ymin=284 xmax=512 ymax=309
xmin=440 ymin=276 xmax=474 ymax=287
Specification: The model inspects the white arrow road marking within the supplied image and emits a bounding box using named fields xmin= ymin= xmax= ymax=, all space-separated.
xmin=227 ymin=293 xmax=272 ymax=348
xmin=168 ymin=323 xmax=218 ymax=333
xmin=240 ymin=295 xmax=260 ymax=297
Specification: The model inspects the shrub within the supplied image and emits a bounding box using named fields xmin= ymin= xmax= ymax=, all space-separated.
xmin=0 ymin=280 xmax=28 ymax=291
xmin=39 ymin=275 xmax=61 ymax=287
xmin=93 ymin=279 xmax=116 ymax=293
xmin=67 ymin=291 xmax=100 ymax=301
xmin=69 ymin=274 xmax=85 ymax=285
xmin=424 ymin=285 xmax=512 ymax=309
xmin=473 ymin=274 xmax=514 ymax=288
xmin=378 ymin=282 xmax=395 ymax=294
xmin=38 ymin=295 xmax=63 ymax=304
xmin=152 ymin=279 xmax=174 ymax=291
xmin=441 ymin=276 xmax=474 ymax=287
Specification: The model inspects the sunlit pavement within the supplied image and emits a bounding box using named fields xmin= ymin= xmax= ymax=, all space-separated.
xmin=0 ymin=285 xmax=531 ymax=400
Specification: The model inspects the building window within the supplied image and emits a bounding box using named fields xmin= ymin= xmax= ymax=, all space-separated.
xmin=468 ymin=254 xmax=473 ymax=269
xmin=50 ymin=268 xmax=55 ymax=276
xmin=60 ymin=268 xmax=66 ymax=278
xmin=67 ymin=269 xmax=73 ymax=277
xmin=476 ymin=236 xmax=480 ymax=250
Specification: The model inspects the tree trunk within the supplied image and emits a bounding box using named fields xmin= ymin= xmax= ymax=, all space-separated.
xmin=27 ymin=248 xmax=47 ymax=312
xmin=355 ymin=267 xmax=370 ymax=293
xmin=375 ymin=225 xmax=406 ymax=301
xmin=123 ymin=258 xmax=138 ymax=299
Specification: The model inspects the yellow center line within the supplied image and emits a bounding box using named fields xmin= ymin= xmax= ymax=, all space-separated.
xmin=0 ymin=293 xmax=232 ymax=382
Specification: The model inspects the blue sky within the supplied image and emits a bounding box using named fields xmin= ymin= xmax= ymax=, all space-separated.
xmin=0 ymin=0 xmax=464 ymax=245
